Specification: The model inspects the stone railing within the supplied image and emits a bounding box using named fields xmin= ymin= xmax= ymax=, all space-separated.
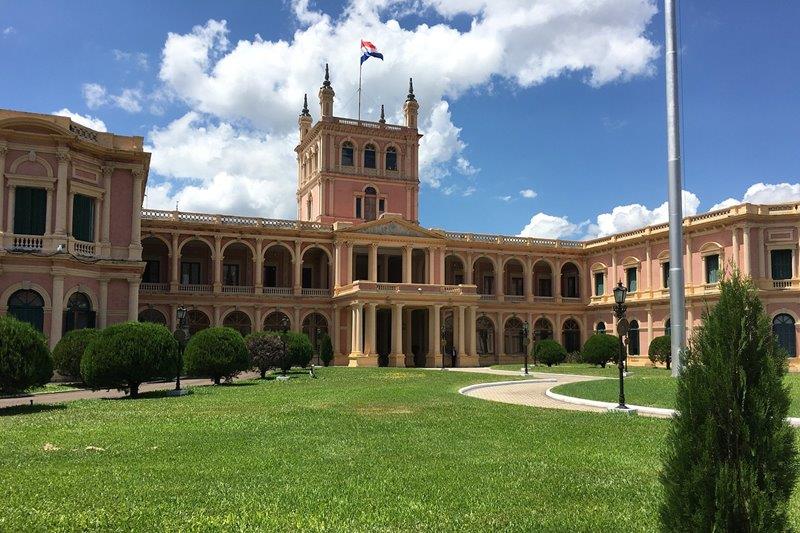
xmin=439 ymin=230 xmax=583 ymax=249
xmin=69 ymin=122 xmax=99 ymax=142
xmin=301 ymin=288 xmax=331 ymax=297
xmin=332 ymin=117 xmax=405 ymax=132
xmin=262 ymin=287 xmax=293 ymax=296
xmin=222 ymin=285 xmax=255 ymax=294
xmin=72 ymin=240 xmax=96 ymax=257
xmin=140 ymin=283 xmax=169 ymax=292
xmin=335 ymin=281 xmax=478 ymax=297
xmin=10 ymin=235 xmax=44 ymax=252
xmin=178 ymin=284 xmax=212 ymax=293
xmin=141 ymin=209 xmax=333 ymax=232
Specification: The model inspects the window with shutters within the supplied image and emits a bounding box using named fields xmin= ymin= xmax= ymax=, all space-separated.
xmin=143 ymin=260 xmax=160 ymax=283
xmin=355 ymin=197 xmax=362 ymax=219
xmin=341 ymin=142 xmax=354 ymax=166
xmin=14 ymin=187 xmax=47 ymax=235
xmin=364 ymin=144 xmax=376 ymax=169
xmin=223 ymin=264 xmax=240 ymax=286
xmin=705 ymin=254 xmax=720 ymax=284
xmin=72 ymin=194 xmax=95 ymax=242
xmin=385 ymin=147 xmax=398 ymax=171
xmin=64 ymin=292 xmax=95 ymax=332
xmin=771 ymin=249 xmax=793 ymax=280
xmin=662 ymin=261 xmax=670 ymax=288
xmin=181 ymin=262 xmax=202 ymax=285
xmin=594 ymin=272 xmax=604 ymax=296
xmin=626 ymin=267 xmax=637 ymax=292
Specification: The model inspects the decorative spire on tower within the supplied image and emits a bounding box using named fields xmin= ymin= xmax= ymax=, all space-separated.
xmin=323 ymin=63 xmax=331 ymax=88
xmin=403 ymin=77 xmax=419 ymax=129
xmin=406 ymin=78 xmax=416 ymax=101
xmin=318 ymin=63 xmax=335 ymax=117
xmin=301 ymin=93 xmax=310 ymax=117
xmin=379 ymin=104 xmax=386 ymax=124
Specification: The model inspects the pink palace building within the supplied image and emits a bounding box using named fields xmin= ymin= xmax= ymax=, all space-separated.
xmin=2 ymin=68 xmax=800 ymax=368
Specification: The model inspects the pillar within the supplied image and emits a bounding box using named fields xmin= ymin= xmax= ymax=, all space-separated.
xmin=427 ymin=304 xmax=442 ymax=367
xmin=494 ymin=258 xmax=503 ymax=300
xmin=255 ymin=307 xmax=263 ymax=333
xmin=554 ymin=259 xmax=562 ymax=300
xmin=55 ymin=149 xmax=69 ymax=236
xmin=466 ymin=307 xmax=478 ymax=365
xmin=332 ymin=305 xmax=342 ymax=359
xmin=368 ymin=243 xmax=378 ymax=281
xmin=213 ymin=236 xmax=222 ymax=292
xmin=424 ymin=248 xmax=431 ymax=283
xmin=403 ymin=307 xmax=413 ymax=366
xmin=127 ymin=278 xmax=140 ymax=322
xmin=524 ymin=257 xmax=533 ymax=302
xmin=732 ymin=226 xmax=739 ymax=269
xmin=213 ymin=306 xmax=222 ymax=326
xmin=49 ymin=275 xmax=64 ymax=349
xmin=255 ymin=239 xmax=264 ymax=289
xmin=685 ymin=235 xmax=693 ymax=290
xmin=403 ymin=245 xmax=412 ymax=283
xmin=390 ymin=303 xmax=405 ymax=367
xmin=465 ymin=253 xmax=473 ymax=285
xmin=0 ymin=141 xmax=6 ymax=234
xmin=171 ymin=233 xmax=180 ymax=290
xmin=293 ymin=307 xmax=301 ymax=333
xmin=438 ymin=247 xmax=445 ymax=285
xmin=364 ymin=302 xmax=377 ymax=355
xmin=348 ymin=302 xmax=365 ymax=366
xmin=742 ymin=225 xmax=751 ymax=275
xmin=101 ymin=165 xmax=113 ymax=253
xmin=646 ymin=306 xmax=653 ymax=354
xmin=6 ymin=185 xmax=15 ymax=232
xmin=334 ymin=242 xmax=343 ymax=287
xmin=457 ymin=306 xmax=466 ymax=366
xmin=346 ymin=242 xmax=354 ymax=284
xmin=129 ymin=169 xmax=144 ymax=260
xmin=45 ymin=189 xmax=53 ymax=237
xmin=759 ymin=228 xmax=766 ymax=278
xmin=98 ymin=278 xmax=109 ymax=329
xmin=293 ymin=241 xmax=303 ymax=294
xmin=645 ymin=244 xmax=652 ymax=295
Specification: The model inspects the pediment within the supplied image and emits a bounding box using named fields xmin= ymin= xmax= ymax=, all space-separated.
xmin=341 ymin=217 xmax=444 ymax=239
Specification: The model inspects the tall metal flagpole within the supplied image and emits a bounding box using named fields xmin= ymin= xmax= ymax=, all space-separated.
xmin=665 ymin=0 xmax=686 ymax=376
xmin=358 ymin=61 xmax=362 ymax=121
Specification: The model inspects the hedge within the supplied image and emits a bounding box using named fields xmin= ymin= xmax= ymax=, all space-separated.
xmin=52 ymin=328 xmax=98 ymax=382
xmin=0 ymin=315 xmax=52 ymax=394
xmin=184 ymin=327 xmax=250 ymax=384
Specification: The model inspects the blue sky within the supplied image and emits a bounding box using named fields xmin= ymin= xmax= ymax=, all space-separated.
xmin=2 ymin=0 xmax=798 ymax=239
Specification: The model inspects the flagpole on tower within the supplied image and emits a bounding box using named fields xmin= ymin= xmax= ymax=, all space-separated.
xmin=358 ymin=60 xmax=362 ymax=122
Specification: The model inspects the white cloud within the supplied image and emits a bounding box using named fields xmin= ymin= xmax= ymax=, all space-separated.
xmin=149 ymin=2 xmax=658 ymax=218
xmin=52 ymin=108 xmax=107 ymax=132
xmin=709 ymin=182 xmax=800 ymax=211
xmin=112 ymin=49 xmax=149 ymax=69
xmin=519 ymin=213 xmax=582 ymax=239
xmin=82 ymin=83 xmax=108 ymax=109
xmin=520 ymin=189 xmax=537 ymax=199
xmin=2 ymin=26 xmax=15 ymax=36
xmin=497 ymin=195 xmax=512 ymax=202
xmin=462 ymin=186 xmax=476 ymax=197
xmin=82 ymin=83 xmax=143 ymax=113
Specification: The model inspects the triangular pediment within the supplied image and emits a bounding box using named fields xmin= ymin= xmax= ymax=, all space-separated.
xmin=340 ymin=216 xmax=444 ymax=239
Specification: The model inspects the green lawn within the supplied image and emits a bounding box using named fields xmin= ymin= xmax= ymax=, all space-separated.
xmin=492 ymin=362 xmax=669 ymax=378
xmin=0 ymin=382 xmax=82 ymax=399
xmin=2 ymin=367 xmax=800 ymax=531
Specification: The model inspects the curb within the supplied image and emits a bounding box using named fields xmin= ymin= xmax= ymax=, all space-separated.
xmin=544 ymin=387 xmax=675 ymax=417
xmin=458 ymin=378 xmax=558 ymax=396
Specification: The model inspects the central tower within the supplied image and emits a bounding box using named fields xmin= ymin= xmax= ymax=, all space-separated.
xmin=295 ymin=65 xmax=422 ymax=225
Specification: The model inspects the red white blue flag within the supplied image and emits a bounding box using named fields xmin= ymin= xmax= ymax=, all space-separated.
xmin=360 ymin=40 xmax=384 ymax=65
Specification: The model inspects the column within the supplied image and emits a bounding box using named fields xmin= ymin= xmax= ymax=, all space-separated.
xmin=427 ymin=304 xmax=442 ymax=366
xmin=255 ymin=307 xmax=263 ymax=333
xmin=390 ymin=303 xmax=405 ymax=367
xmin=554 ymin=259 xmax=562 ymax=300
xmin=334 ymin=242 xmax=343 ymax=287
xmin=171 ymin=233 xmax=180 ymax=290
xmin=685 ymin=235 xmax=693 ymax=291
xmin=524 ymin=257 xmax=533 ymax=302
xmin=213 ymin=235 xmax=222 ymax=292
xmin=101 ymin=165 xmax=112 ymax=243
xmin=496 ymin=311 xmax=505 ymax=359
xmin=213 ymin=306 xmax=222 ymax=326
xmin=294 ymin=241 xmax=303 ymax=294
xmin=457 ymin=306 xmax=465 ymax=366
xmin=50 ymin=275 xmax=64 ymax=349
xmin=646 ymin=306 xmax=653 ymax=352
xmin=0 ymin=142 xmax=6 ymax=233
xmin=129 ymin=169 xmax=144 ymax=260
xmin=494 ymin=258 xmax=503 ymax=300
xmin=645 ymin=244 xmax=652 ymax=295
xmin=293 ymin=307 xmax=301 ymax=332
xmin=348 ymin=302 xmax=364 ymax=364
xmin=364 ymin=302 xmax=376 ymax=355
xmin=67 ymin=191 xmax=75 ymax=236
xmin=45 ymin=189 xmax=53 ymax=237
xmin=759 ymin=228 xmax=766 ymax=278
xmin=465 ymin=253 xmax=473 ymax=285
xmin=98 ymin=278 xmax=109 ymax=329
xmin=742 ymin=225 xmax=751 ymax=275
xmin=55 ymin=149 xmax=69 ymax=235
xmin=438 ymin=247 xmax=445 ymax=285
xmin=732 ymin=226 xmax=739 ymax=268
xmin=6 ymin=185 xmax=14 ymax=232
xmin=424 ymin=249 xmax=431 ymax=283
xmin=403 ymin=307 xmax=413 ymax=366
xmin=93 ymin=194 xmax=101 ymax=244
xmin=170 ymin=304 xmax=179 ymax=332
xmin=368 ymin=243 xmax=378 ymax=281
xmin=255 ymin=239 xmax=264 ymax=290
xmin=403 ymin=245 xmax=412 ymax=283
xmin=127 ymin=278 xmax=140 ymax=322
xmin=468 ymin=307 xmax=478 ymax=359
xmin=332 ymin=305 xmax=342 ymax=359
xmin=346 ymin=242 xmax=354 ymax=284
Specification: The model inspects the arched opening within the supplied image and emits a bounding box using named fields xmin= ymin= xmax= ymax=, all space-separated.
xmin=504 ymin=259 xmax=525 ymax=297
xmin=504 ymin=317 xmax=525 ymax=355
xmin=385 ymin=146 xmax=398 ymax=171
xmin=473 ymin=257 xmax=496 ymax=296
xmin=444 ymin=254 xmax=465 ymax=285
xmin=562 ymin=319 xmax=580 ymax=353
xmin=364 ymin=186 xmax=377 ymax=222
xmin=595 ymin=321 xmax=606 ymax=334
xmin=138 ymin=308 xmax=167 ymax=325
xmin=533 ymin=260 xmax=553 ymax=297
xmin=141 ymin=236 xmax=169 ymax=286
xmin=364 ymin=143 xmax=376 ymax=169
xmin=628 ymin=319 xmax=640 ymax=355
xmin=264 ymin=311 xmax=291 ymax=332
xmin=773 ymin=314 xmax=797 ymax=357
xmin=222 ymin=242 xmax=254 ymax=290
xmin=187 ymin=310 xmax=210 ymax=336
xmin=561 ymin=262 xmax=580 ymax=298
xmin=476 ymin=316 xmax=495 ymax=356
xmin=263 ymin=244 xmax=293 ymax=292
xmin=179 ymin=240 xmax=213 ymax=289
xmin=341 ymin=141 xmax=354 ymax=166
xmin=302 ymin=313 xmax=329 ymax=361
xmin=223 ymin=311 xmax=252 ymax=336
xmin=7 ymin=289 xmax=45 ymax=332
xmin=64 ymin=292 xmax=95 ymax=332
xmin=534 ymin=318 xmax=553 ymax=341
xmin=301 ymin=247 xmax=330 ymax=291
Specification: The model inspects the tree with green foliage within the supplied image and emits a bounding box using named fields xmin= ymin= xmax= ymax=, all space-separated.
xmin=81 ymin=322 xmax=177 ymax=398
xmin=319 ymin=333 xmax=333 ymax=367
xmin=284 ymin=331 xmax=313 ymax=371
xmin=648 ymin=335 xmax=671 ymax=370
xmin=52 ymin=329 xmax=98 ymax=382
xmin=534 ymin=339 xmax=567 ymax=367
xmin=245 ymin=331 xmax=284 ymax=378
xmin=184 ymin=327 xmax=250 ymax=384
xmin=581 ymin=333 xmax=620 ymax=368
xmin=660 ymin=271 xmax=798 ymax=531
xmin=0 ymin=315 xmax=52 ymax=394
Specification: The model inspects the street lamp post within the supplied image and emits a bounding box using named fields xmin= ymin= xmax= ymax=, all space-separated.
xmin=280 ymin=314 xmax=290 ymax=376
xmin=522 ymin=320 xmax=530 ymax=375
xmin=613 ymin=282 xmax=629 ymax=410
xmin=169 ymin=306 xmax=190 ymax=397
xmin=440 ymin=324 xmax=447 ymax=370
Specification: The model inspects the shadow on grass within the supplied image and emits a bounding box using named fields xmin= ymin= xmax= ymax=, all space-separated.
xmin=0 ymin=403 xmax=68 ymax=416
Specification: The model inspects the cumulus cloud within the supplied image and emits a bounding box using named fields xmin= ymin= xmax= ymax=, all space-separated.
xmin=2 ymin=26 xmax=15 ymax=37
xmin=709 ymin=182 xmax=800 ymax=211
xmin=520 ymin=189 xmax=537 ymax=199
xmin=52 ymin=108 xmax=108 ymax=132
xmin=82 ymin=83 xmax=143 ymax=112
xmin=519 ymin=213 xmax=584 ymax=239
xmin=146 ymin=2 xmax=659 ymax=218
xmin=112 ymin=49 xmax=149 ymax=69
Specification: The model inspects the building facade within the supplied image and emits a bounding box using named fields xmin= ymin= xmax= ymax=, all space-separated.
xmin=2 ymin=71 xmax=800 ymax=366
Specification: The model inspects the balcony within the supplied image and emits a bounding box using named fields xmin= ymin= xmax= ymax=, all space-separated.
xmin=222 ymin=285 xmax=255 ymax=294
xmin=335 ymin=281 xmax=478 ymax=299
xmin=301 ymin=288 xmax=331 ymax=297
xmin=262 ymin=287 xmax=293 ymax=296
xmin=505 ymin=295 xmax=525 ymax=303
xmin=72 ymin=240 xmax=96 ymax=257
xmin=6 ymin=234 xmax=44 ymax=252
xmin=479 ymin=294 xmax=496 ymax=301
xmin=178 ymin=284 xmax=213 ymax=293
xmin=141 ymin=283 xmax=169 ymax=293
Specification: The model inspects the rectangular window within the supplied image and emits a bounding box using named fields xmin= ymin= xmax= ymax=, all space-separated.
xmin=364 ymin=149 xmax=376 ymax=169
xmin=355 ymin=198 xmax=362 ymax=219
xmin=705 ymin=254 xmax=720 ymax=284
xmin=143 ymin=260 xmax=160 ymax=283
xmin=511 ymin=277 xmax=523 ymax=296
xmin=385 ymin=150 xmax=397 ymax=171
xmin=662 ymin=261 xmax=670 ymax=288
xmin=181 ymin=262 xmax=201 ymax=285
xmin=302 ymin=267 xmax=312 ymax=288
xmin=626 ymin=267 xmax=637 ymax=292
xmin=594 ymin=272 xmax=604 ymax=296
xmin=538 ymin=278 xmax=552 ymax=297
xmin=341 ymin=146 xmax=354 ymax=166
xmin=264 ymin=265 xmax=277 ymax=287
xmin=378 ymin=199 xmax=385 ymax=213
xmin=223 ymin=264 xmax=240 ymax=286
xmin=771 ymin=249 xmax=793 ymax=280
xmin=483 ymin=276 xmax=494 ymax=295
xmin=72 ymin=194 xmax=95 ymax=242
xmin=14 ymin=187 xmax=47 ymax=236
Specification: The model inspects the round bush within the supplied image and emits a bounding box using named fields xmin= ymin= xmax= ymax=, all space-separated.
xmin=245 ymin=331 xmax=284 ymax=378
xmin=534 ymin=339 xmax=567 ymax=367
xmin=81 ymin=321 xmax=177 ymax=398
xmin=184 ymin=327 xmax=250 ymax=384
xmin=649 ymin=335 xmax=672 ymax=369
xmin=319 ymin=333 xmax=334 ymax=367
xmin=0 ymin=315 xmax=52 ymax=394
xmin=582 ymin=333 xmax=621 ymax=368
xmin=52 ymin=328 xmax=98 ymax=381
xmin=285 ymin=331 xmax=313 ymax=371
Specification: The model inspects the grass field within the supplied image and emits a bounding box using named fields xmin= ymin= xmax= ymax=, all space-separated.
xmin=492 ymin=362 xmax=670 ymax=378
xmin=2 ymin=367 xmax=800 ymax=531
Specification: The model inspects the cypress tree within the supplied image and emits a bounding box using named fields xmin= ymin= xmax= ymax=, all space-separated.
xmin=660 ymin=271 xmax=798 ymax=531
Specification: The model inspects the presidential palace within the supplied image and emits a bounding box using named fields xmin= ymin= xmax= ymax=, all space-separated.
xmin=2 ymin=69 xmax=799 ymax=367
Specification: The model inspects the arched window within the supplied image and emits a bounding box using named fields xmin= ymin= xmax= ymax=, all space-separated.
xmin=224 ymin=311 xmax=252 ymax=336
xmin=595 ymin=321 xmax=606 ymax=334
xmin=628 ymin=320 xmax=640 ymax=355
xmin=264 ymin=311 xmax=291 ymax=332
xmin=7 ymin=289 xmax=45 ymax=332
xmin=187 ymin=310 xmax=210 ymax=335
xmin=385 ymin=146 xmax=398 ymax=171
xmin=364 ymin=144 xmax=376 ymax=169
xmin=64 ymin=292 xmax=95 ymax=332
xmin=364 ymin=187 xmax=378 ymax=222
xmin=534 ymin=318 xmax=552 ymax=341
xmin=773 ymin=314 xmax=797 ymax=357
xmin=341 ymin=142 xmax=354 ymax=167
xmin=476 ymin=316 xmax=495 ymax=355
xmin=562 ymin=319 xmax=580 ymax=353
xmin=504 ymin=317 xmax=525 ymax=355
xmin=138 ymin=308 xmax=167 ymax=325
xmin=302 ymin=313 xmax=329 ymax=355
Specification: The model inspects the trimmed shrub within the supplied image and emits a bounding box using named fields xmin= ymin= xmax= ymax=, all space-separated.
xmin=285 ymin=331 xmax=314 ymax=370
xmin=184 ymin=327 xmax=250 ymax=384
xmin=0 ymin=315 xmax=52 ymax=394
xmin=245 ymin=331 xmax=284 ymax=378
xmin=534 ymin=339 xmax=567 ymax=367
xmin=581 ymin=333 xmax=620 ymax=368
xmin=319 ymin=333 xmax=334 ymax=367
xmin=52 ymin=328 xmax=98 ymax=381
xmin=660 ymin=271 xmax=798 ymax=530
xmin=648 ymin=335 xmax=671 ymax=369
xmin=81 ymin=322 xmax=177 ymax=398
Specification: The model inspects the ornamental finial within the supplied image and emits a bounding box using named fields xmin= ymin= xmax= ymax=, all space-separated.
xmin=323 ymin=63 xmax=331 ymax=88
xmin=379 ymin=104 xmax=386 ymax=124
xmin=406 ymin=78 xmax=415 ymax=101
